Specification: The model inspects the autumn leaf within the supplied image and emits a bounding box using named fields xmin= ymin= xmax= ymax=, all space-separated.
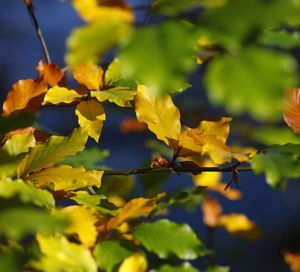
xmin=72 ymin=0 xmax=133 ymax=24
xmin=219 ymin=213 xmax=261 ymax=240
xmin=284 ymin=251 xmax=300 ymax=272
xmin=201 ymin=197 xmax=222 ymax=228
xmin=118 ymin=253 xmax=147 ymax=272
xmin=283 ymin=88 xmax=300 ymax=134
xmin=75 ymin=100 xmax=106 ymax=142
xmin=36 ymin=60 xmax=65 ymax=87
xmin=43 ymin=86 xmax=85 ymax=105
xmin=91 ymin=87 xmax=136 ymax=107
xmin=120 ymin=118 xmax=147 ymax=133
xmin=17 ymin=128 xmax=88 ymax=177
xmin=28 ymin=165 xmax=103 ymax=191
xmin=135 ymin=85 xmax=181 ymax=146
xmin=2 ymin=79 xmax=47 ymax=117
xmin=106 ymin=193 xmax=165 ymax=230
xmin=4 ymin=127 xmax=50 ymax=144
xmin=72 ymin=62 xmax=104 ymax=90
xmin=60 ymin=205 xmax=100 ymax=247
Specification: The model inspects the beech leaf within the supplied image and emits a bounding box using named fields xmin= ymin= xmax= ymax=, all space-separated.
xmin=36 ymin=60 xmax=65 ymax=87
xmin=43 ymin=86 xmax=84 ymax=105
xmin=153 ymin=262 xmax=199 ymax=272
xmin=283 ymin=88 xmax=300 ymax=134
xmin=118 ymin=253 xmax=147 ymax=272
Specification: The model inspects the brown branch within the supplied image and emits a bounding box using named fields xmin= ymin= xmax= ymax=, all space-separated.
xmin=102 ymin=165 xmax=252 ymax=176
xmin=23 ymin=0 xmax=51 ymax=63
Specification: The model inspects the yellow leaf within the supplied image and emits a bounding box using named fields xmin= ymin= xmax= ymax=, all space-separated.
xmin=106 ymin=193 xmax=165 ymax=230
xmin=43 ymin=86 xmax=84 ymax=105
xmin=118 ymin=253 xmax=147 ymax=272
xmin=34 ymin=233 xmax=97 ymax=272
xmin=72 ymin=62 xmax=104 ymax=90
xmin=91 ymin=87 xmax=136 ymax=107
xmin=60 ymin=205 xmax=100 ymax=247
xmin=230 ymin=145 xmax=257 ymax=162
xmin=219 ymin=213 xmax=262 ymax=240
xmin=75 ymin=100 xmax=106 ymax=142
xmin=135 ymin=85 xmax=181 ymax=146
xmin=28 ymin=165 xmax=103 ymax=191
xmin=72 ymin=0 xmax=133 ymax=24
xmin=17 ymin=128 xmax=88 ymax=177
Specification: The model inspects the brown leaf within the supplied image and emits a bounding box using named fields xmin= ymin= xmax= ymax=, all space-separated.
xmin=120 ymin=118 xmax=147 ymax=133
xmin=284 ymin=251 xmax=300 ymax=272
xmin=283 ymin=88 xmax=300 ymax=134
xmin=201 ymin=197 xmax=222 ymax=228
xmin=36 ymin=60 xmax=65 ymax=87
xmin=2 ymin=79 xmax=47 ymax=117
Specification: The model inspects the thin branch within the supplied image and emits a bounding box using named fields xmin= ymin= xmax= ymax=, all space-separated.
xmin=23 ymin=0 xmax=51 ymax=63
xmin=102 ymin=165 xmax=252 ymax=176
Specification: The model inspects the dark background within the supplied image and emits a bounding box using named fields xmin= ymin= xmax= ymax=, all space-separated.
xmin=1 ymin=1 xmax=300 ymax=271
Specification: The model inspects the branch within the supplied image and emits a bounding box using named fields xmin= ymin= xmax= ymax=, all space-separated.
xmin=102 ymin=165 xmax=252 ymax=176
xmin=23 ymin=0 xmax=51 ymax=63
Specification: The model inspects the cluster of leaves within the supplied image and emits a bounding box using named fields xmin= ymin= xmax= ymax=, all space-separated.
xmin=2 ymin=0 xmax=300 ymax=271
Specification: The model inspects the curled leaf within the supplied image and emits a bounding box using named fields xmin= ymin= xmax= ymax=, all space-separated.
xmin=36 ymin=60 xmax=65 ymax=87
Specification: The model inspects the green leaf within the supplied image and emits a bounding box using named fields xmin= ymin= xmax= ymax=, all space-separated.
xmin=260 ymin=30 xmax=300 ymax=49
xmin=61 ymin=147 xmax=110 ymax=170
xmin=152 ymin=262 xmax=199 ymax=272
xmin=251 ymin=144 xmax=300 ymax=188
xmin=66 ymin=21 xmax=131 ymax=66
xmin=0 ymin=251 xmax=27 ymax=272
xmin=0 ymin=179 xmax=54 ymax=209
xmin=17 ymin=128 xmax=88 ymax=177
xmin=0 ymin=207 xmax=67 ymax=240
xmin=0 ymin=149 xmax=23 ymax=179
xmin=94 ymin=241 xmax=135 ymax=272
xmin=204 ymin=47 xmax=297 ymax=121
xmin=120 ymin=21 xmax=196 ymax=93
xmin=100 ymin=175 xmax=135 ymax=198
xmin=134 ymin=219 xmax=207 ymax=259
xmin=252 ymin=127 xmax=300 ymax=145
xmin=203 ymin=266 xmax=230 ymax=272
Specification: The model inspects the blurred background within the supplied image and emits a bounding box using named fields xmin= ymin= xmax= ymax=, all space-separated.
xmin=1 ymin=1 xmax=300 ymax=271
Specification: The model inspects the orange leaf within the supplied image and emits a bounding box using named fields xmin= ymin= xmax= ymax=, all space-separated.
xmin=2 ymin=79 xmax=47 ymax=117
xmin=201 ymin=197 xmax=222 ymax=228
xmin=283 ymin=88 xmax=300 ymax=134
xmin=36 ymin=60 xmax=65 ymax=87
xmin=120 ymin=118 xmax=147 ymax=133
xmin=284 ymin=251 xmax=300 ymax=272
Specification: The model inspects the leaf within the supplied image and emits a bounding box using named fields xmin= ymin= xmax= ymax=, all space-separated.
xmin=42 ymin=86 xmax=84 ymax=105
xmin=152 ymin=262 xmax=199 ymax=272
xmin=75 ymin=100 xmax=106 ymax=142
xmin=201 ymin=197 xmax=222 ymax=228
xmin=105 ymin=58 xmax=122 ymax=85
xmin=91 ymin=87 xmax=136 ymax=107
xmin=106 ymin=193 xmax=165 ymax=230
xmin=36 ymin=60 xmax=65 ymax=87
xmin=120 ymin=21 xmax=197 ymax=93
xmin=2 ymin=130 xmax=35 ymax=156
xmin=0 ymin=149 xmax=24 ymax=179
xmin=219 ymin=213 xmax=261 ymax=240
xmin=0 ymin=251 xmax=27 ymax=272
xmin=0 ymin=208 xmax=67 ymax=240
xmin=94 ymin=240 xmax=135 ymax=272
xmin=135 ymin=85 xmax=181 ymax=146
xmin=34 ymin=234 xmax=97 ymax=272
xmin=283 ymin=88 xmax=300 ymax=134
xmin=260 ymin=30 xmax=300 ymax=49
xmin=134 ymin=219 xmax=206 ymax=259
xmin=61 ymin=147 xmax=110 ymax=169
xmin=284 ymin=251 xmax=300 ymax=272
xmin=17 ymin=128 xmax=88 ymax=177
xmin=204 ymin=47 xmax=298 ymax=121
xmin=72 ymin=0 xmax=133 ymax=23
xmin=2 ymin=79 xmax=47 ymax=117
xmin=28 ymin=165 xmax=103 ymax=191
xmin=72 ymin=62 xmax=104 ymax=90
xmin=0 ymin=179 xmax=55 ymax=209
xmin=203 ymin=266 xmax=230 ymax=272
xmin=118 ymin=253 xmax=147 ymax=272
xmin=66 ymin=21 xmax=131 ymax=67
xmin=60 ymin=205 xmax=99 ymax=247
xmin=120 ymin=118 xmax=147 ymax=133
xmin=251 ymin=144 xmax=300 ymax=188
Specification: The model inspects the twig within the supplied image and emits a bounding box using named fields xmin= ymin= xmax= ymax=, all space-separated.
xmin=23 ymin=0 xmax=51 ymax=63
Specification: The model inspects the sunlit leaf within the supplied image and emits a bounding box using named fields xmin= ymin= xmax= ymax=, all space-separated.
xmin=219 ymin=213 xmax=261 ymax=240
xmin=135 ymin=85 xmax=181 ymax=146
xmin=75 ymin=100 xmax=106 ymax=142
xmin=260 ymin=30 xmax=300 ymax=49
xmin=2 ymin=79 xmax=47 ymax=117
xmin=284 ymin=251 xmax=300 ymax=272
xmin=66 ymin=21 xmax=131 ymax=66
xmin=152 ymin=262 xmax=199 ymax=272
xmin=34 ymin=234 xmax=97 ymax=272
xmin=28 ymin=165 xmax=103 ymax=191
xmin=134 ymin=219 xmax=207 ymax=259
xmin=36 ymin=60 xmax=65 ymax=87
xmin=105 ymin=58 xmax=122 ymax=86
xmin=60 ymin=205 xmax=99 ymax=247
xmin=201 ymin=197 xmax=222 ymax=228
xmin=17 ymin=128 xmax=88 ymax=177
xmin=43 ymin=86 xmax=84 ymax=105
xmin=120 ymin=21 xmax=197 ymax=93
xmin=0 ymin=179 xmax=54 ymax=209
xmin=118 ymin=253 xmax=147 ymax=272
xmin=283 ymin=88 xmax=300 ymax=134
xmin=91 ymin=87 xmax=136 ymax=107
xmin=72 ymin=0 xmax=133 ymax=23
xmin=94 ymin=240 xmax=135 ymax=272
